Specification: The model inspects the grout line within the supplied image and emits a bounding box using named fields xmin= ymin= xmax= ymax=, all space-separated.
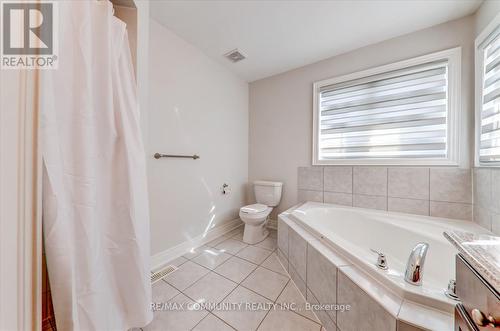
xmin=180 ymin=250 xmax=283 ymax=296
xmin=428 ymin=167 xmax=431 ymax=216
xmin=255 ymin=278 xmax=291 ymax=330
xmin=157 ymin=231 xmax=290 ymax=330
xmin=186 ymin=243 xmax=282 ymax=280
xmin=196 ymin=245 xmax=285 ymax=328
xmin=386 ymin=167 xmax=389 ymax=211
xmin=190 ymin=312 xmax=237 ymax=331
xmin=307 ymin=283 xmax=336 ymax=328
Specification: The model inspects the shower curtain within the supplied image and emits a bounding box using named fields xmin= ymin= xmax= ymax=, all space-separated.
xmin=40 ymin=1 xmax=152 ymax=330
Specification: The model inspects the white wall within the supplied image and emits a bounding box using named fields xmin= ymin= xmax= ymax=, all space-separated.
xmin=249 ymin=15 xmax=476 ymax=215
xmin=147 ymin=19 xmax=248 ymax=256
xmin=474 ymin=0 xmax=500 ymax=35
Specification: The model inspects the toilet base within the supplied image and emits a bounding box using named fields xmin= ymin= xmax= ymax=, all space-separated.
xmin=243 ymin=221 xmax=269 ymax=244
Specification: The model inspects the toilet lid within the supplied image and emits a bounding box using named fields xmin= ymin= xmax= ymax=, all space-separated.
xmin=241 ymin=203 xmax=268 ymax=214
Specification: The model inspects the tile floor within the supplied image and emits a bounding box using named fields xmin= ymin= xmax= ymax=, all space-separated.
xmin=143 ymin=226 xmax=323 ymax=331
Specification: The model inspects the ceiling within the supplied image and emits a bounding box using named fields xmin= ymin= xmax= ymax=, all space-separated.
xmin=150 ymin=0 xmax=482 ymax=82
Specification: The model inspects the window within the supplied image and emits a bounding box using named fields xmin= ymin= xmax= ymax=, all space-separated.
xmin=313 ymin=48 xmax=461 ymax=166
xmin=476 ymin=14 xmax=500 ymax=167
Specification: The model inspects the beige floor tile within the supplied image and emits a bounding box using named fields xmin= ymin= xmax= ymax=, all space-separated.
xmin=214 ymin=256 xmax=258 ymax=283
xmin=144 ymin=293 xmax=208 ymax=331
xmin=257 ymin=309 xmax=321 ymax=331
xmin=192 ymin=248 xmax=232 ymax=270
xmin=242 ymin=267 xmax=289 ymax=301
xmin=236 ymin=245 xmax=273 ymax=264
xmin=261 ymin=253 xmax=289 ymax=276
xmin=193 ymin=313 xmax=235 ymax=331
xmin=152 ymin=280 xmax=180 ymax=304
xmin=164 ymin=261 xmax=210 ymax=291
xmin=231 ymin=232 xmax=245 ymax=241
xmin=276 ymin=282 xmax=319 ymax=323
xmin=184 ymin=272 xmax=237 ymax=307
xmin=183 ymin=245 xmax=210 ymax=259
xmin=253 ymin=236 xmax=277 ymax=251
xmin=166 ymin=256 xmax=188 ymax=267
xmin=206 ymin=235 xmax=230 ymax=248
xmin=223 ymin=226 xmax=245 ymax=238
xmin=216 ymin=238 xmax=248 ymax=255
xmin=268 ymin=229 xmax=277 ymax=238
xmin=213 ymin=286 xmax=272 ymax=331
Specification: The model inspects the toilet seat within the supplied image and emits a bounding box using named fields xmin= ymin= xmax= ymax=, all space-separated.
xmin=240 ymin=203 xmax=271 ymax=219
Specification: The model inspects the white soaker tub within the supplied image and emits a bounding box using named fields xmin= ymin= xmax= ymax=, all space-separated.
xmin=287 ymin=202 xmax=491 ymax=312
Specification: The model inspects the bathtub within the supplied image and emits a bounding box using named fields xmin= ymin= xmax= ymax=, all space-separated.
xmin=285 ymin=202 xmax=490 ymax=312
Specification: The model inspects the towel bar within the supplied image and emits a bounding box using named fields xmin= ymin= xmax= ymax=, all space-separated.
xmin=153 ymin=153 xmax=200 ymax=160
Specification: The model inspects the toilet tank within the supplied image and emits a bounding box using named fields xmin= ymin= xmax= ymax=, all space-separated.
xmin=254 ymin=181 xmax=283 ymax=207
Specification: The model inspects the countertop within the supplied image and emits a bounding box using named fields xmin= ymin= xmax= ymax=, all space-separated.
xmin=444 ymin=230 xmax=500 ymax=293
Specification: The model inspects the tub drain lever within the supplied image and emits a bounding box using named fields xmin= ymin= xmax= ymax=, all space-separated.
xmin=370 ymin=249 xmax=388 ymax=270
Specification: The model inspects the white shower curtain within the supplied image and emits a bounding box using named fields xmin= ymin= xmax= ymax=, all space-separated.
xmin=41 ymin=1 xmax=152 ymax=330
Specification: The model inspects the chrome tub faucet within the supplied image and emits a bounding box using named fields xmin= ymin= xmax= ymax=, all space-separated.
xmin=404 ymin=242 xmax=429 ymax=286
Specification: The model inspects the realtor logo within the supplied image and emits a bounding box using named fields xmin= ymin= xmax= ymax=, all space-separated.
xmin=1 ymin=1 xmax=58 ymax=69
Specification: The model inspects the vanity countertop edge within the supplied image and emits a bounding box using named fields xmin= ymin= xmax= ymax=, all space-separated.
xmin=444 ymin=230 xmax=500 ymax=294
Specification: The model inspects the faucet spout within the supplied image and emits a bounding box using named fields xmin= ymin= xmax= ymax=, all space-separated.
xmin=404 ymin=242 xmax=429 ymax=286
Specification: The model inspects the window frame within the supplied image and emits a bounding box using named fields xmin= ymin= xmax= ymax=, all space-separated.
xmin=312 ymin=47 xmax=462 ymax=166
xmin=475 ymin=12 xmax=500 ymax=168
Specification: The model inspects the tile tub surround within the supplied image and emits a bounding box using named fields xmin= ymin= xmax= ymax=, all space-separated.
xmin=277 ymin=216 xmax=454 ymax=331
xmin=473 ymin=167 xmax=500 ymax=234
xmin=144 ymin=227 xmax=324 ymax=331
xmin=298 ymin=166 xmax=473 ymax=220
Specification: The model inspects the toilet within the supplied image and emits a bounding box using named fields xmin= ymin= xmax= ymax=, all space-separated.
xmin=239 ymin=181 xmax=283 ymax=244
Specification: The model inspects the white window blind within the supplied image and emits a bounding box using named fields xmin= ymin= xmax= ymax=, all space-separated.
xmin=478 ymin=27 xmax=500 ymax=164
xmin=317 ymin=60 xmax=449 ymax=162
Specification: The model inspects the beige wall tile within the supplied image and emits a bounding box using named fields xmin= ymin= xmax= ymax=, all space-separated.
xmin=298 ymin=189 xmax=323 ymax=203
xmin=353 ymin=194 xmax=387 ymax=211
xmin=337 ymin=271 xmax=396 ymax=331
xmin=473 ymin=168 xmax=491 ymax=208
xmin=324 ymin=167 xmax=352 ymax=193
xmin=353 ymin=167 xmax=387 ymax=196
xmin=298 ymin=167 xmax=324 ymax=191
xmin=277 ymin=219 xmax=289 ymax=258
xmin=473 ymin=205 xmax=492 ymax=231
xmin=492 ymin=212 xmax=500 ymax=235
xmin=388 ymin=168 xmax=429 ymax=200
xmin=430 ymin=168 xmax=472 ymax=203
xmin=307 ymin=289 xmax=337 ymax=331
xmin=289 ymin=227 xmax=307 ymax=281
xmin=388 ymin=198 xmax=429 ymax=216
xmin=492 ymin=169 xmax=500 ymax=214
xmin=430 ymin=201 xmax=472 ymax=221
xmin=324 ymin=192 xmax=353 ymax=206
xmin=307 ymin=244 xmax=337 ymax=323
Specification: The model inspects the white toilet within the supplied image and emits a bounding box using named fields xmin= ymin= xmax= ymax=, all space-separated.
xmin=239 ymin=181 xmax=283 ymax=244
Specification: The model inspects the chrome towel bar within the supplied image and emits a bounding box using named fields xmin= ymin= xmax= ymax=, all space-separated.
xmin=153 ymin=153 xmax=200 ymax=160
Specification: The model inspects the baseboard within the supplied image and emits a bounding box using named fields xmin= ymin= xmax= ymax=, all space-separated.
xmin=151 ymin=218 xmax=243 ymax=272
